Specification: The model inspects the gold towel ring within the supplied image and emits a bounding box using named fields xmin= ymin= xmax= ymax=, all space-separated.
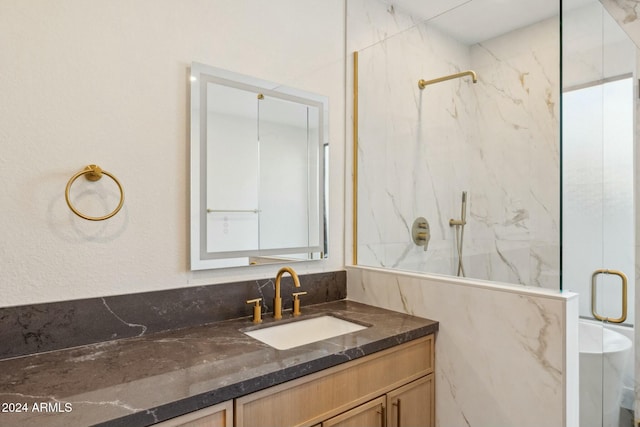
xmin=65 ymin=164 xmax=124 ymax=221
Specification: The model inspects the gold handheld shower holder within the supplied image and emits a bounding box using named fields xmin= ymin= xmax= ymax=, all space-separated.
xmin=418 ymin=70 xmax=478 ymax=90
xmin=65 ymin=164 xmax=125 ymax=221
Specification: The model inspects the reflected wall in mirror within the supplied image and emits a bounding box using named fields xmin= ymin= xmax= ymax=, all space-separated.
xmin=191 ymin=62 xmax=328 ymax=270
xmin=352 ymin=0 xmax=561 ymax=289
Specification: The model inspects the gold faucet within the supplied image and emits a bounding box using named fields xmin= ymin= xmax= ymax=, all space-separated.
xmin=273 ymin=266 xmax=301 ymax=320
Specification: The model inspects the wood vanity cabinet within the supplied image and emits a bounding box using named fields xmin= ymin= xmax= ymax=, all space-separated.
xmin=155 ymin=335 xmax=434 ymax=427
xmin=235 ymin=334 xmax=435 ymax=427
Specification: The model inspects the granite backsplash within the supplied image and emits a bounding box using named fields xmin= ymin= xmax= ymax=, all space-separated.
xmin=0 ymin=270 xmax=346 ymax=359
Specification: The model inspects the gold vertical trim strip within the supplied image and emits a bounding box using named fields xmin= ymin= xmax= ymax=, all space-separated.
xmin=352 ymin=51 xmax=359 ymax=265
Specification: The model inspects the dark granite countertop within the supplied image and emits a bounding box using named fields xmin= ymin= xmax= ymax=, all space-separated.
xmin=0 ymin=300 xmax=438 ymax=427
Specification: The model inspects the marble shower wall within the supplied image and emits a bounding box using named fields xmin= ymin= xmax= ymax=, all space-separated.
xmin=468 ymin=18 xmax=560 ymax=288
xmin=347 ymin=267 xmax=578 ymax=427
xmin=354 ymin=3 xmax=560 ymax=288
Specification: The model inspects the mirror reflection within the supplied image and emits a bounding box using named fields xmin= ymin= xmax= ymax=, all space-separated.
xmin=353 ymin=0 xmax=561 ymax=288
xmin=191 ymin=63 xmax=328 ymax=270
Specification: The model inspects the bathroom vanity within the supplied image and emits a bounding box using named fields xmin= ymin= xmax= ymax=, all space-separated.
xmin=159 ymin=335 xmax=433 ymax=427
xmin=0 ymin=300 xmax=437 ymax=427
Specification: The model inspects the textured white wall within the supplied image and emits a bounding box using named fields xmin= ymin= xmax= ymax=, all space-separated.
xmin=0 ymin=0 xmax=346 ymax=306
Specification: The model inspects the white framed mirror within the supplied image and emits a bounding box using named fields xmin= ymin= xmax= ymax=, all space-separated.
xmin=190 ymin=62 xmax=328 ymax=270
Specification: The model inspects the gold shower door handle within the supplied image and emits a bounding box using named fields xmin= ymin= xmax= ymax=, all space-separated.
xmin=591 ymin=269 xmax=628 ymax=323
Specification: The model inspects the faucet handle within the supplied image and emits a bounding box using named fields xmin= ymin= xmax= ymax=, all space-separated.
xmin=291 ymin=292 xmax=307 ymax=317
xmin=246 ymin=298 xmax=263 ymax=324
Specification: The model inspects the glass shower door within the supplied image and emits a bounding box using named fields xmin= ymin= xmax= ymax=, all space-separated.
xmin=562 ymin=1 xmax=636 ymax=425
xmin=597 ymin=75 xmax=635 ymax=427
xmin=564 ymin=76 xmax=635 ymax=427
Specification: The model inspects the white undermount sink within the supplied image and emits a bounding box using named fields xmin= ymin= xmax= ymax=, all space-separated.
xmin=244 ymin=315 xmax=368 ymax=350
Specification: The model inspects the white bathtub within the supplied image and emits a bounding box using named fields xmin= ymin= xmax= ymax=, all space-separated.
xmin=579 ymin=320 xmax=633 ymax=427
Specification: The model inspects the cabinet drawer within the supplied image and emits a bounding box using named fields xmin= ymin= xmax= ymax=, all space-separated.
xmin=235 ymin=335 xmax=434 ymax=427
xmin=156 ymin=400 xmax=233 ymax=427
xmin=322 ymin=396 xmax=386 ymax=427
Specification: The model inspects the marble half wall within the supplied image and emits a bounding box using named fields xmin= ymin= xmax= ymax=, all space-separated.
xmin=347 ymin=267 xmax=578 ymax=427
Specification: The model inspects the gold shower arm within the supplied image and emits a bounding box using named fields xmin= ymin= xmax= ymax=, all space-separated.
xmin=418 ymin=70 xmax=478 ymax=90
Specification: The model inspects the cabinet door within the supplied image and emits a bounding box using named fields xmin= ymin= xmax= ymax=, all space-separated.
xmin=322 ymin=396 xmax=386 ymax=427
xmin=387 ymin=375 xmax=434 ymax=427
xmin=154 ymin=400 xmax=233 ymax=427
